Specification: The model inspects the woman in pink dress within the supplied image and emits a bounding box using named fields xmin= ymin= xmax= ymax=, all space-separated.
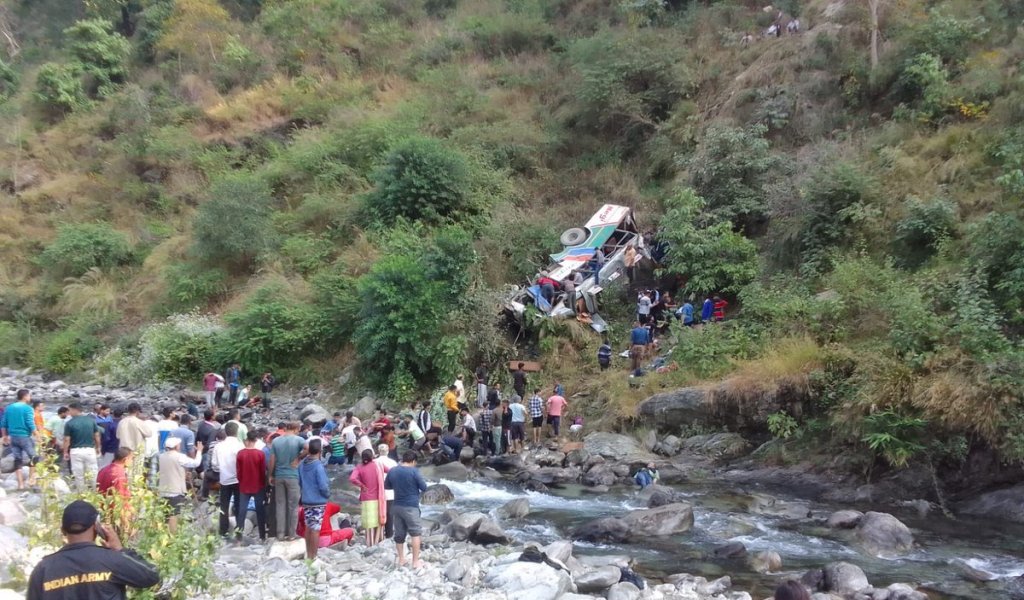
xmin=349 ymin=448 xmax=388 ymax=546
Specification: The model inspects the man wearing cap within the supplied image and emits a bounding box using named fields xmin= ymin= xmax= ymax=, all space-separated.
xmin=27 ymin=500 xmax=161 ymax=600
xmin=158 ymin=436 xmax=203 ymax=533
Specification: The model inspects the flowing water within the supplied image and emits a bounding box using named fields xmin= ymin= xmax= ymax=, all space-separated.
xmin=396 ymin=476 xmax=1024 ymax=599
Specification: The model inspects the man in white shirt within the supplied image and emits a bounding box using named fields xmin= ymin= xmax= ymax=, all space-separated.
xmin=158 ymin=436 xmax=203 ymax=532
xmin=453 ymin=375 xmax=466 ymax=410
xmin=155 ymin=407 xmax=178 ymax=452
xmin=459 ymin=407 xmax=476 ymax=447
xmin=211 ymin=422 xmax=244 ymax=538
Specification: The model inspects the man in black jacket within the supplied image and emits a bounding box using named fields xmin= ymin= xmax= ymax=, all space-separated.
xmin=27 ymin=500 xmax=161 ymax=600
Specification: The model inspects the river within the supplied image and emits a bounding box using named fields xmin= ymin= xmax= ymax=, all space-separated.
xmin=338 ymin=472 xmax=1024 ymax=599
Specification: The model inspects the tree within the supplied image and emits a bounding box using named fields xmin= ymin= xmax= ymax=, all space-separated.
xmin=658 ymin=189 xmax=759 ymax=294
xmin=39 ymin=223 xmax=135 ymax=277
xmin=191 ymin=173 xmax=278 ymax=269
xmin=157 ymin=0 xmax=231 ymax=70
xmin=868 ymin=0 xmax=881 ymax=70
xmin=34 ymin=62 xmax=86 ymax=115
xmin=64 ymin=19 xmax=131 ymax=96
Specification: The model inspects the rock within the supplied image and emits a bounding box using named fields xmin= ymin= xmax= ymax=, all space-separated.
xmin=448 ymin=512 xmax=486 ymax=541
xmin=699 ymin=576 xmax=732 ymax=596
xmin=421 ymin=484 xmax=455 ymax=505
xmin=713 ymin=541 xmax=747 ymax=558
xmin=743 ymin=493 xmax=811 ymax=519
xmin=444 ymin=555 xmax=478 ymax=585
xmin=801 ymin=568 xmax=825 ymax=591
xmin=482 ymin=561 xmax=573 ymax=600
xmin=638 ymin=484 xmax=688 ymax=508
xmin=267 ymin=539 xmax=306 ymax=561
xmin=680 ymin=433 xmax=751 ymax=461
xmin=420 ymin=462 xmax=471 ymax=482
xmin=571 ymin=517 xmax=631 ymax=543
xmin=642 ymin=430 xmax=658 ymax=451
xmin=348 ymin=395 xmax=377 ymax=419
xmin=638 ymin=383 xmax=808 ymax=431
xmin=542 ymin=539 xmax=574 ymax=563
xmin=750 ymin=551 xmax=782 ymax=573
xmin=823 ymin=561 xmax=870 ymax=595
xmin=460 ymin=448 xmax=475 ymax=463
xmin=577 ymin=554 xmax=631 ymax=569
xmin=607 ymin=581 xmax=642 ymax=600
xmin=300 ymin=404 xmax=330 ymax=426
xmin=959 ymin=484 xmax=1024 ymax=523
xmin=498 ymin=498 xmax=530 ymax=520
xmin=525 ymin=466 xmax=579 ymax=485
xmin=884 ymin=583 xmax=928 ymax=600
xmin=471 ymin=518 xmax=510 ymax=545
xmin=575 ymin=565 xmax=622 ymax=593
xmin=0 ymin=525 xmax=26 ymax=563
xmin=583 ymin=432 xmax=656 ymax=467
xmin=532 ymin=448 xmax=567 ymax=467
xmin=438 ymin=508 xmax=460 ymax=526
xmin=952 ymin=558 xmax=998 ymax=582
xmin=487 ymin=454 xmax=525 ymax=473
xmin=581 ymin=464 xmax=616 ymax=487
xmin=0 ymin=455 xmax=13 ymax=474
xmin=566 ymin=448 xmax=591 ymax=466
xmin=621 ymin=503 xmax=694 ymax=537
xmin=827 ymin=510 xmax=864 ymax=529
xmin=0 ymin=499 xmax=27 ymax=526
xmin=855 ymin=512 xmax=914 ymax=557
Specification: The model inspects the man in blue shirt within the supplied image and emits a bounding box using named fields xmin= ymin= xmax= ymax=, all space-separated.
xmin=677 ymin=300 xmax=695 ymax=326
xmin=0 ymin=389 xmax=37 ymax=490
xmin=384 ymin=451 xmax=428 ymax=569
xmin=629 ymin=322 xmax=651 ymax=372
xmin=701 ymin=296 xmax=714 ymax=322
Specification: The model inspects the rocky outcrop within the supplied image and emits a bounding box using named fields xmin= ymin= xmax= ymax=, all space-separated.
xmin=826 ymin=510 xmax=863 ymax=529
xmin=583 ymin=432 xmax=657 ymax=467
xmin=854 ymin=512 xmax=914 ymax=557
xmin=621 ymin=503 xmax=694 ymax=537
xmin=742 ymin=493 xmax=811 ymax=519
xmin=575 ymin=565 xmax=622 ymax=593
xmin=637 ymin=380 xmax=809 ymax=432
xmin=421 ymin=484 xmax=455 ymax=505
xmin=958 ymin=484 xmax=1024 ymax=523
xmin=823 ymin=561 xmax=870 ymax=595
xmin=498 ymin=498 xmax=530 ymax=520
xmin=571 ymin=517 xmax=632 ymax=543
xmin=483 ymin=561 xmax=573 ymax=600
xmin=680 ymin=433 xmax=751 ymax=462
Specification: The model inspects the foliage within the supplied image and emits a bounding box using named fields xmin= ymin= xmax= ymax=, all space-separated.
xmin=797 ymin=164 xmax=878 ymax=276
xmin=280 ymin=233 xmax=335 ymax=275
xmin=895 ymin=54 xmax=952 ymax=121
xmin=669 ymin=321 xmax=763 ymax=381
xmin=64 ymin=18 xmax=131 ymax=96
xmin=156 ymin=0 xmax=232 ymax=71
xmin=965 ymin=212 xmax=1024 ymax=320
xmin=191 ymin=173 xmax=278 ymax=269
xmin=893 ymin=197 xmax=956 ymax=269
xmin=460 ymin=13 xmax=555 ymax=58
xmin=136 ymin=313 xmax=223 ymax=382
xmin=0 ymin=321 xmax=31 ymax=366
xmin=362 ymin=137 xmax=483 ymax=227
xmin=0 ymin=59 xmax=18 ymax=101
xmin=685 ymin=123 xmax=779 ymax=228
xmin=39 ymin=223 xmax=135 ymax=278
xmin=767 ymin=411 xmax=799 ymax=439
xmin=30 ymin=452 xmax=219 ymax=599
xmin=658 ymin=188 xmax=759 ymax=294
xmin=861 ymin=409 xmax=927 ymax=469
xmin=61 ymin=268 xmax=119 ymax=317
xmin=902 ymin=11 xmax=986 ymax=68
xmin=30 ymin=322 xmax=104 ymax=374
xmin=219 ymin=282 xmax=320 ymax=372
xmin=162 ymin=263 xmax=228 ymax=312
xmin=34 ymin=62 xmax=87 ymax=115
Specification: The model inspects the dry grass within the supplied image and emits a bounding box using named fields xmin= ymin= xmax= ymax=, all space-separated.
xmin=720 ymin=336 xmax=823 ymax=397
xmin=60 ymin=268 xmax=119 ymax=316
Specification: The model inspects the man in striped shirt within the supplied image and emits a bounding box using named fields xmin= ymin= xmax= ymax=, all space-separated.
xmin=477 ymin=407 xmax=493 ymax=456
xmin=528 ymin=389 xmax=544 ymax=446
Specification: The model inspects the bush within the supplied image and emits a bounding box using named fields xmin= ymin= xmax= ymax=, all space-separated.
xmin=965 ymin=212 xmax=1024 ymax=320
xmin=162 ymin=263 xmax=228 ymax=311
xmin=685 ymin=123 xmax=779 ymax=229
xmin=220 ymin=282 xmax=320 ymax=372
xmin=39 ymin=223 xmax=135 ymax=278
xmin=658 ymin=188 xmax=759 ymax=294
xmin=0 ymin=59 xmax=18 ymax=100
xmin=797 ymin=164 xmax=878 ymax=276
xmin=424 ymin=0 xmax=457 ymax=18
xmin=460 ymin=13 xmax=555 ymax=58
xmin=0 ymin=321 xmax=30 ymax=365
xmin=32 ymin=327 xmax=103 ymax=374
xmin=34 ymin=62 xmax=87 ymax=115
xmin=902 ymin=11 xmax=985 ymax=68
xmin=309 ymin=261 xmax=361 ymax=350
xmin=280 ymin=233 xmax=335 ymax=275
xmin=362 ymin=137 xmax=481 ymax=226
xmin=137 ymin=313 xmax=223 ymax=382
xmin=64 ymin=18 xmax=131 ymax=96
xmin=894 ymin=53 xmax=952 ymax=121
xmin=893 ymin=197 xmax=956 ymax=269
xmin=191 ymin=173 xmax=278 ymax=269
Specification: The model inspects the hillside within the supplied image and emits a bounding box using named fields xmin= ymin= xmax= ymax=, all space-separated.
xmin=0 ymin=0 xmax=1023 ymax=472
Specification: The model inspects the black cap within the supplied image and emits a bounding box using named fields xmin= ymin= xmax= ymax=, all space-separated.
xmin=62 ymin=500 xmax=99 ymax=534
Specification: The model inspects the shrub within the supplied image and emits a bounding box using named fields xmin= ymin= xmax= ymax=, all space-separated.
xmin=64 ymin=18 xmax=131 ymax=96
xmin=797 ymin=164 xmax=878 ymax=276
xmin=0 ymin=59 xmax=18 ymax=100
xmin=157 ymin=0 xmax=232 ymax=72
xmin=280 ymin=233 xmax=335 ymax=275
xmin=220 ymin=282 xmax=320 ymax=372
xmin=162 ymin=263 xmax=228 ymax=311
xmin=658 ymin=188 xmax=759 ymax=294
xmin=40 ymin=223 xmax=135 ymax=278
xmin=191 ymin=172 xmax=278 ymax=269
xmin=137 ymin=313 xmax=223 ymax=382
xmin=460 ymin=13 xmax=555 ymax=58
xmin=902 ymin=11 xmax=985 ymax=68
xmin=362 ymin=137 xmax=480 ymax=226
xmin=894 ymin=53 xmax=952 ymax=121
xmin=32 ymin=327 xmax=103 ymax=374
xmin=424 ymin=0 xmax=457 ymax=18
xmin=965 ymin=212 xmax=1024 ymax=320
xmin=34 ymin=62 xmax=87 ymax=115
xmin=893 ymin=197 xmax=956 ymax=269
xmin=0 ymin=321 xmax=30 ymax=365
xmin=136 ymin=0 xmax=176 ymax=62
xmin=309 ymin=261 xmax=360 ymax=350
xmin=685 ymin=123 xmax=780 ymax=229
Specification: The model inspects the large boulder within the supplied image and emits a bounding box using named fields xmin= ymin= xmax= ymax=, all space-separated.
xmin=482 ymin=561 xmax=573 ymax=600
xmin=855 ymin=511 xmax=914 ymax=557
xmin=637 ymin=381 xmax=808 ymax=431
xmin=680 ymin=433 xmax=751 ymax=461
xmin=524 ymin=466 xmax=579 ymax=485
xmin=532 ymin=449 xmax=567 ymax=467
xmin=750 ymin=551 xmax=782 ymax=574
xmin=348 ymin=395 xmax=377 ymax=419
xmin=0 ymin=499 xmax=27 ymax=526
xmin=581 ymin=464 xmax=616 ymax=487
xmin=575 ymin=566 xmax=622 ymax=593
xmin=448 ymin=512 xmax=486 ymax=541
xmin=543 ymin=539 xmax=574 ymax=563
xmin=607 ymin=582 xmax=642 ymax=600
xmin=621 ymin=503 xmax=694 ymax=537
xmin=0 ymin=525 xmax=26 ymax=564
xmin=637 ymin=484 xmax=688 ymax=508
xmin=713 ymin=541 xmax=747 ymax=558
xmin=300 ymin=403 xmax=330 ymax=426
xmin=571 ymin=517 xmax=631 ymax=543
xmin=826 ymin=510 xmax=864 ymax=529
xmin=959 ymin=484 xmax=1024 ymax=523
xmin=823 ymin=562 xmax=869 ymax=595
xmin=487 ymin=454 xmax=525 ymax=473
xmin=420 ymin=462 xmax=471 ymax=482
xmin=742 ymin=493 xmax=811 ymax=519
xmin=421 ymin=484 xmax=455 ymax=505
xmin=498 ymin=498 xmax=530 ymax=520
xmin=267 ymin=538 xmax=306 ymax=561
xmin=0 ymin=455 xmax=13 ymax=474
xmin=583 ymin=432 xmax=656 ymax=467
xmin=471 ymin=518 xmax=510 ymax=545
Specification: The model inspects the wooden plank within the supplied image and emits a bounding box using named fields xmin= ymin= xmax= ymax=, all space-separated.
xmin=507 ymin=360 xmax=542 ymax=373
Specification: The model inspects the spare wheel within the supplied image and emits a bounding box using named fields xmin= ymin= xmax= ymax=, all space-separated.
xmin=560 ymin=227 xmax=589 ymax=247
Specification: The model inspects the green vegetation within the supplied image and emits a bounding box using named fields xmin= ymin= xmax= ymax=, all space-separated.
xmin=0 ymin=0 xmax=1023 ymax=478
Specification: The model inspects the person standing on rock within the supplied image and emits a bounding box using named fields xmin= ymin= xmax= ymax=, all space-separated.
xmin=384 ymin=450 xmax=428 ymax=569
xmin=27 ymin=500 xmax=161 ymax=600
xmin=63 ymin=402 xmax=102 ymax=490
xmin=298 ymin=439 xmax=331 ymax=559
xmin=213 ymin=373 xmax=226 ymax=407
xmin=350 ymin=448 xmax=388 ymax=547
xmin=477 ymin=405 xmax=494 ymax=456
xmin=170 ymin=413 xmax=197 ymax=458
xmin=475 ymin=363 xmax=488 ymax=408
xmin=1 ymin=389 xmax=38 ymax=490
xmin=508 ymin=395 xmax=527 ymax=454
xmin=487 ymin=383 xmax=502 ymax=410
xmin=95 ymin=404 xmax=115 ymax=467
xmin=701 ymin=295 xmax=714 ymax=323
xmin=158 ymin=436 xmax=202 ymax=533
xmin=47 ymin=406 xmax=69 ymax=458
xmin=498 ymin=400 xmax=513 ymax=455
xmin=202 ymin=371 xmax=219 ymax=407
xmin=116 ymin=403 xmax=153 ymax=457
xmin=269 ymin=422 xmax=305 ymax=541
xmin=453 ymin=374 xmax=466 ymax=410
xmin=512 ymin=362 xmax=528 ymax=399
xmin=443 ymin=385 xmax=460 ymax=433
xmin=260 ymin=371 xmax=276 ymax=410
xmin=225 ymin=408 xmax=247 ymax=443
xmin=236 ymin=431 xmax=269 ymax=542
xmin=225 ymin=363 xmax=242 ymax=407
xmin=529 ymin=388 xmax=544 ymax=446
xmin=546 ymin=390 xmax=567 ymax=438
xmin=212 ymin=422 xmax=244 ymax=539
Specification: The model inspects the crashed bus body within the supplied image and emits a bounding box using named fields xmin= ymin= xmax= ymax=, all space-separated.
xmin=506 ymin=204 xmax=644 ymax=333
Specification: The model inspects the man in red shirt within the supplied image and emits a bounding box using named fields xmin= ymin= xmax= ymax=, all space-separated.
xmin=236 ymin=431 xmax=268 ymax=541
xmin=297 ymin=502 xmax=355 ymax=548
xmin=370 ymin=409 xmax=391 ymax=434
xmin=96 ymin=448 xmax=133 ymax=531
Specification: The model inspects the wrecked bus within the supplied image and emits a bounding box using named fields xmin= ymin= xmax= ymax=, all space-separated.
xmin=506 ymin=204 xmax=644 ymax=333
